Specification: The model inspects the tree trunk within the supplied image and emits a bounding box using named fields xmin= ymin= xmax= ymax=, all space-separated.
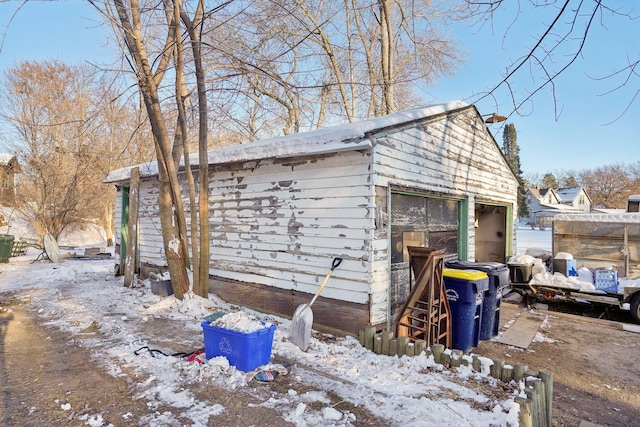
xmin=173 ymin=1 xmax=201 ymax=296
xmin=379 ymin=0 xmax=394 ymax=115
xmin=112 ymin=0 xmax=191 ymax=298
xmin=182 ymin=2 xmax=210 ymax=298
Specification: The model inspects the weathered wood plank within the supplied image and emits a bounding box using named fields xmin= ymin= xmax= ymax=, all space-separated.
xmin=553 ymin=221 xmax=640 ymax=272
xmin=554 ymin=221 xmax=640 ymax=236
xmin=124 ymin=167 xmax=140 ymax=287
xmin=496 ymin=314 xmax=543 ymax=349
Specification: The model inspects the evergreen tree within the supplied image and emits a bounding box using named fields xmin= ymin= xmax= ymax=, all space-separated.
xmin=561 ymin=175 xmax=579 ymax=188
xmin=542 ymin=173 xmax=559 ymax=189
xmin=501 ymin=123 xmax=529 ymax=218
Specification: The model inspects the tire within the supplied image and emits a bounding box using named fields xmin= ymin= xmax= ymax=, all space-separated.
xmin=631 ymin=293 xmax=640 ymax=324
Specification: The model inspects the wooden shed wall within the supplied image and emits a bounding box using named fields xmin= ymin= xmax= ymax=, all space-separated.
xmin=112 ymin=106 xmax=518 ymax=334
xmin=202 ymin=150 xmax=375 ymax=304
xmin=372 ymin=110 xmax=517 ymax=203
xmin=367 ymin=109 xmax=518 ymax=325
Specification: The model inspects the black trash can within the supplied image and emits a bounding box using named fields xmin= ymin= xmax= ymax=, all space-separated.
xmin=442 ymin=268 xmax=489 ymax=352
xmin=445 ymin=261 xmax=509 ymax=340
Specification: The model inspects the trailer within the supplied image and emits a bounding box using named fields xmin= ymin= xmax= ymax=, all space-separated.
xmin=510 ymin=211 xmax=640 ymax=323
xmin=511 ymin=281 xmax=640 ymax=323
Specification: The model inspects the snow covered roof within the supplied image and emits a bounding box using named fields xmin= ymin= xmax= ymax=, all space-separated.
xmin=528 ymin=187 xmax=558 ymax=202
xmin=592 ymin=208 xmax=626 ymax=215
xmin=555 ymin=213 xmax=640 ymax=223
xmin=0 ymin=153 xmax=16 ymax=166
xmin=534 ymin=203 xmax=582 ymax=214
xmin=556 ymin=187 xmax=581 ymax=202
xmin=555 ymin=187 xmax=592 ymax=203
xmin=104 ymin=101 xmax=470 ymax=183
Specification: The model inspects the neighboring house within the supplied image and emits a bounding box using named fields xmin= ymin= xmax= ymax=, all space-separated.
xmin=0 ymin=154 xmax=20 ymax=206
xmin=524 ymin=187 xmax=559 ymax=222
xmin=524 ymin=186 xmax=591 ymax=229
xmin=104 ymin=101 xmax=519 ymax=335
xmin=556 ymin=187 xmax=591 ymax=213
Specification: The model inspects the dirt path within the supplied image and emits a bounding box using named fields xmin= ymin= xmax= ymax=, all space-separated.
xmin=0 ymin=298 xmax=300 ymax=426
xmin=477 ymin=302 xmax=640 ymax=427
xmin=0 ymin=299 xmax=151 ymax=425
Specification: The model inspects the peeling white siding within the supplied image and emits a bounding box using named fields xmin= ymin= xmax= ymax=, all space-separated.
xmin=110 ymin=104 xmax=518 ymax=329
xmin=114 ymin=187 xmax=123 ymax=266
xmin=202 ymin=151 xmax=374 ymax=304
xmin=367 ymin=109 xmax=518 ymax=325
xmin=137 ymin=179 xmax=166 ymax=267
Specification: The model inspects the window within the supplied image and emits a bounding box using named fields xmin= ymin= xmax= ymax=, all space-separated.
xmin=389 ymin=192 xmax=461 ymax=322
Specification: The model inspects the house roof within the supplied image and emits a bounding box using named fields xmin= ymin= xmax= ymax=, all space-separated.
xmin=0 ymin=154 xmax=20 ymax=172
xmin=534 ymin=202 xmax=583 ymax=214
xmin=556 ymin=187 xmax=584 ymax=203
xmin=0 ymin=153 xmax=16 ymax=166
xmin=528 ymin=187 xmax=558 ymax=202
xmin=104 ymin=100 xmax=480 ymax=183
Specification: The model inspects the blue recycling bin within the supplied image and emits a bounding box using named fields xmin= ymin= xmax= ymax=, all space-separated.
xmin=442 ymin=268 xmax=489 ymax=352
xmin=445 ymin=261 xmax=509 ymax=340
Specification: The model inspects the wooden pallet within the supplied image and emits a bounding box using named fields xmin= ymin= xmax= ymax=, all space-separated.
xmin=395 ymin=247 xmax=451 ymax=348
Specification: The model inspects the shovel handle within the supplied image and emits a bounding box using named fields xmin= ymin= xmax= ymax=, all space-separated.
xmin=309 ymin=257 xmax=343 ymax=306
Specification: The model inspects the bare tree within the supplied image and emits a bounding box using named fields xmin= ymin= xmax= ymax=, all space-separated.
xmin=0 ymin=60 xmax=151 ymax=242
xmin=579 ymin=163 xmax=633 ymax=208
xmin=523 ymin=171 xmax=542 ymax=188
xmin=84 ymin=0 xmax=464 ymax=299
xmin=90 ymin=0 xmax=223 ymax=298
xmin=192 ymin=0 xmax=462 ymax=138
xmin=462 ymin=0 xmax=638 ymax=120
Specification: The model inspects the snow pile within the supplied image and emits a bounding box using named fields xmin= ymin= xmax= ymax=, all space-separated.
xmin=529 ymin=271 xmax=596 ymax=291
xmin=1 ymin=254 xmax=523 ymax=426
xmin=211 ymin=311 xmax=270 ymax=333
xmin=525 ymin=247 xmax=551 ymax=259
xmin=554 ymin=252 xmax=573 ymax=260
xmin=576 ymin=267 xmax=595 ymax=287
xmin=555 ymin=213 xmax=640 ymax=223
xmin=0 ymin=206 xmax=106 ymax=248
xmin=507 ymin=254 xmax=535 ymax=265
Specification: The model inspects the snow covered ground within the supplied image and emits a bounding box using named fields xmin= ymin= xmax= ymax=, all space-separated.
xmin=0 ymin=212 xmax=635 ymax=426
xmin=514 ymin=223 xmax=552 ymax=255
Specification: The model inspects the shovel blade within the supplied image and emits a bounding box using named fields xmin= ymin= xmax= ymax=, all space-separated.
xmin=290 ymin=303 xmax=313 ymax=351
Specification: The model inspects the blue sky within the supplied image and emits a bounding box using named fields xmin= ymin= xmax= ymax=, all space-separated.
xmin=1 ymin=1 xmax=638 ymax=178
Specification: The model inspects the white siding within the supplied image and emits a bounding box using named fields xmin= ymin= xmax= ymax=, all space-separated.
xmin=137 ymin=179 xmax=166 ymax=267
xmin=372 ymin=111 xmax=517 ymax=201
xmin=367 ymin=109 xmax=518 ymax=325
xmin=114 ymin=187 xmax=122 ymax=247
xmin=114 ymin=187 xmax=123 ymax=267
xmin=203 ymin=151 xmax=375 ymax=304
